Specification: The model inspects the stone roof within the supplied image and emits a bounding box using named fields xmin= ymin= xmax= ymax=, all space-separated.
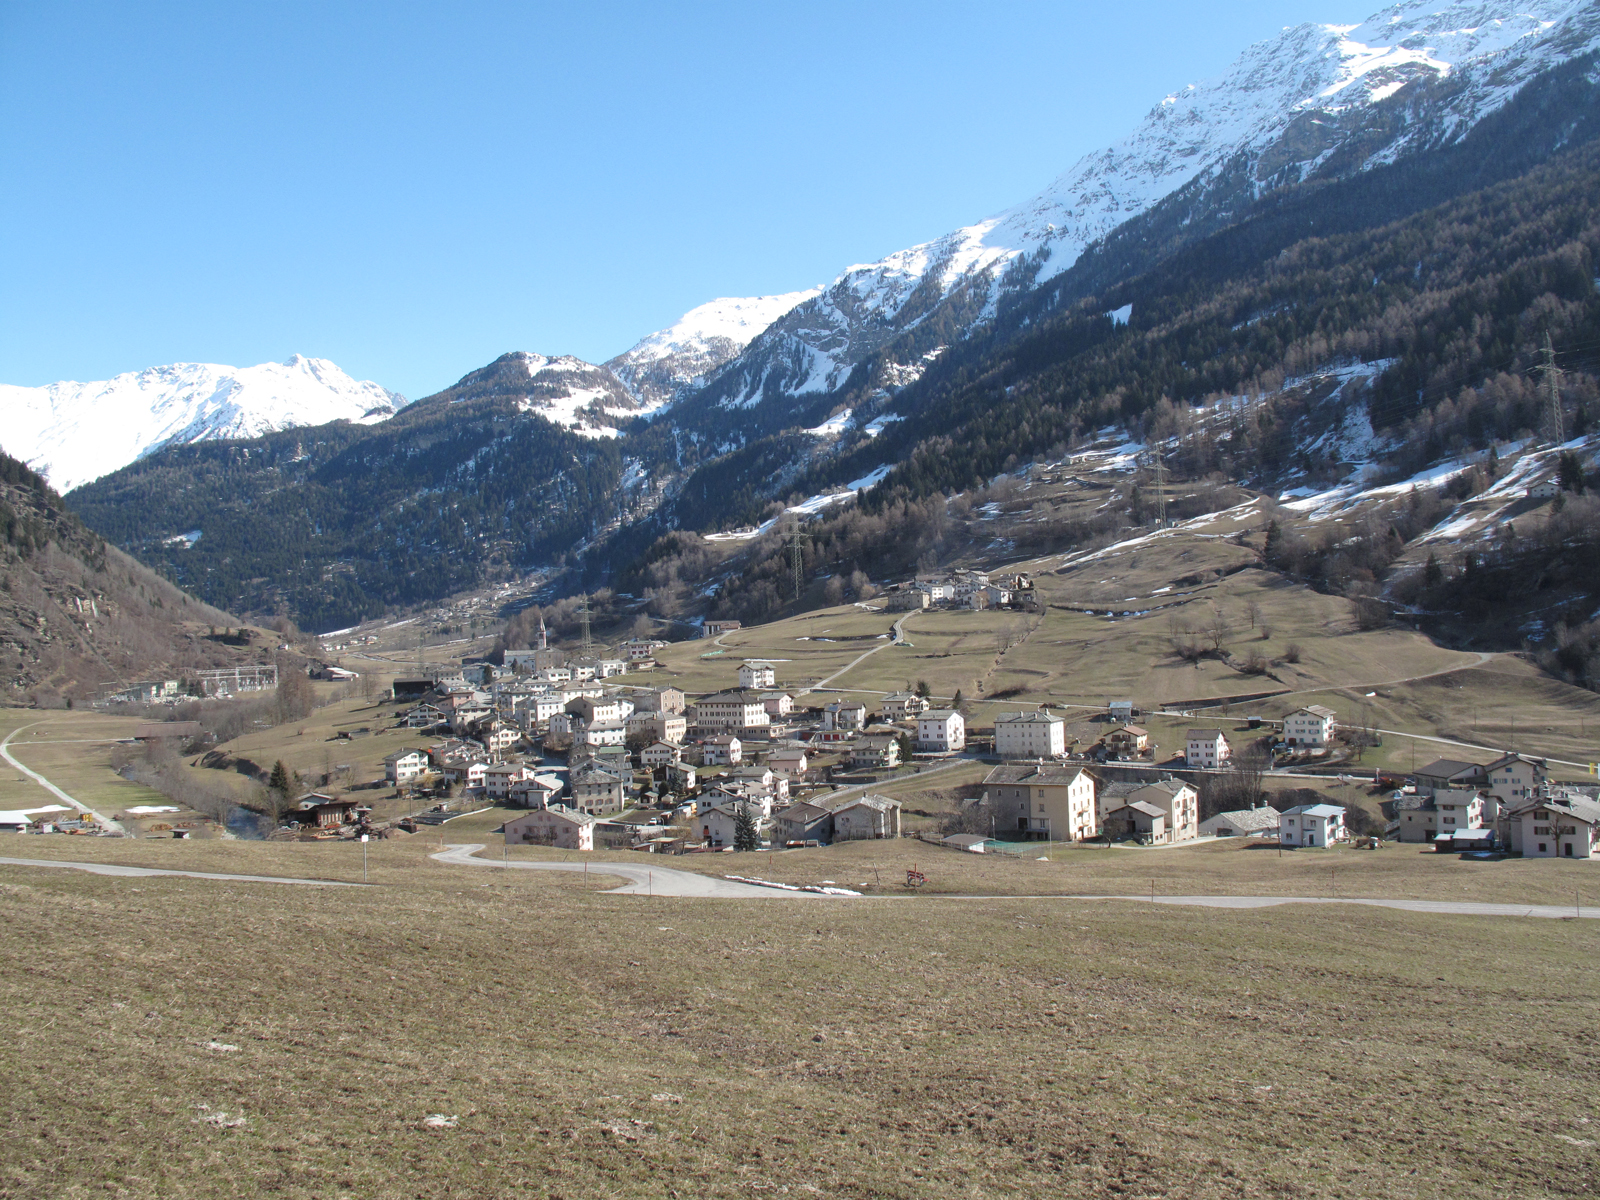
xmin=983 ymin=764 xmax=1091 ymax=787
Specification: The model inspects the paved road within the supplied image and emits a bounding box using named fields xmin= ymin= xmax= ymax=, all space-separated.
xmin=0 ymin=724 xmax=126 ymax=834
xmin=432 ymin=843 xmax=823 ymax=897
xmin=431 ymin=846 xmax=1592 ymax=917
xmin=0 ymin=856 xmax=364 ymax=887
xmin=965 ymin=894 xmax=1599 ymax=919
xmin=800 ymin=612 xmax=917 ymax=696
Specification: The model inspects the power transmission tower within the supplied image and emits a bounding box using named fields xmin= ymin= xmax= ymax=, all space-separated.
xmin=1151 ymin=451 xmax=1168 ymax=527
xmin=1538 ymin=331 xmax=1565 ymax=444
xmin=579 ymin=594 xmax=593 ymax=651
xmin=789 ymin=522 xmax=807 ymax=602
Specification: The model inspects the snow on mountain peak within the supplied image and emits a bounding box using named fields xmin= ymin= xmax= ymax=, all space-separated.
xmin=606 ymin=290 xmax=822 ymax=409
xmin=0 ymin=356 xmax=407 ymax=492
xmin=711 ymin=0 xmax=1598 ymax=408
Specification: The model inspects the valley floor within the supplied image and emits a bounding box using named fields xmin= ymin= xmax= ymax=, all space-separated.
xmin=1 ymin=828 xmax=1596 ymax=1199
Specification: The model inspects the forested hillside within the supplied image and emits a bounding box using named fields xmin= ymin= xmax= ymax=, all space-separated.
xmin=69 ymin=382 xmax=630 ymax=631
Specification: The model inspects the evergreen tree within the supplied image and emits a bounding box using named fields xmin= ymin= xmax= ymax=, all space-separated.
xmin=915 ymin=679 xmax=931 ymax=699
xmin=268 ymin=759 xmax=293 ymax=797
xmin=1263 ymin=520 xmax=1283 ymax=565
xmin=732 ymin=802 xmax=760 ymax=852
xmin=1423 ymin=553 xmax=1443 ymax=588
xmin=1558 ymin=451 xmax=1585 ymax=494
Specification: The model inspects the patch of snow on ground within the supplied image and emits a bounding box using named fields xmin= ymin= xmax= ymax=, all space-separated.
xmin=806 ymin=410 xmax=852 ymax=437
xmin=1107 ymin=304 xmax=1133 ymax=325
xmin=862 ymin=414 xmax=903 ymax=437
xmin=126 ymin=805 xmax=181 ymax=814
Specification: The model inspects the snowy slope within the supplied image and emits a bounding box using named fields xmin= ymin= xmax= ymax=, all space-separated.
xmin=712 ymin=0 xmax=1600 ymax=408
xmin=437 ymin=351 xmax=642 ymax=439
xmin=605 ymin=290 xmax=821 ymax=410
xmin=1 ymin=355 xmax=406 ymax=492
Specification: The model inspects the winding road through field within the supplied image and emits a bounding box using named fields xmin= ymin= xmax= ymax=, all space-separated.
xmin=0 ymin=724 xmax=125 ymax=833
xmin=431 ymin=843 xmax=814 ymax=897
xmin=0 ymin=856 xmax=363 ymax=886
xmin=429 ymin=845 xmax=1597 ymax=918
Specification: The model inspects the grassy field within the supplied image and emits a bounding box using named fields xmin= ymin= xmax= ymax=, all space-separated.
xmin=0 ymin=709 xmax=169 ymax=816
xmin=2 ymin=831 xmax=1597 ymax=1199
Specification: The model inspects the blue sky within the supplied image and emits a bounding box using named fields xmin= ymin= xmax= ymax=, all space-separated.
xmin=1 ymin=1 xmax=1347 ymax=399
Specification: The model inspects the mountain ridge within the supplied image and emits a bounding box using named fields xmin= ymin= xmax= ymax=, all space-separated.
xmin=0 ymin=354 xmax=407 ymax=493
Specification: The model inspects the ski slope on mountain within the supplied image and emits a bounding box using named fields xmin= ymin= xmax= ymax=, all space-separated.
xmin=1 ymin=355 xmax=406 ymax=492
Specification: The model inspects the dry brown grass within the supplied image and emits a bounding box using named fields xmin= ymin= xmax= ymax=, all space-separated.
xmin=1 ymin=836 xmax=1596 ymax=1200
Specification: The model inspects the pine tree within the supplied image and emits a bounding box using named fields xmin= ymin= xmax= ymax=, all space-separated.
xmin=1263 ymin=520 xmax=1282 ymax=565
xmin=1423 ymin=553 xmax=1443 ymax=588
xmin=732 ymin=802 xmax=760 ymax=852
xmin=1557 ymin=451 xmax=1585 ymax=494
xmin=268 ymin=759 xmax=293 ymax=797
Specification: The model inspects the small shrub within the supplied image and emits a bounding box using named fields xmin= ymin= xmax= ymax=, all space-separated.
xmin=1284 ymin=643 xmax=1303 ymax=663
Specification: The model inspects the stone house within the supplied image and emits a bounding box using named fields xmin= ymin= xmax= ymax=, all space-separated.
xmin=1197 ymin=806 xmax=1281 ymax=837
xmin=1102 ymin=800 xmax=1166 ymax=842
xmin=831 ymin=794 xmax=902 ymax=840
xmin=570 ymin=763 xmax=629 ymax=815
xmin=774 ymin=801 xmax=832 ymax=843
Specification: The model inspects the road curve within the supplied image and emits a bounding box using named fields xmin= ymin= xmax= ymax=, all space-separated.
xmin=0 ymin=856 xmax=365 ymax=887
xmin=0 ymin=724 xmax=125 ymax=833
xmin=431 ymin=843 xmax=825 ymax=898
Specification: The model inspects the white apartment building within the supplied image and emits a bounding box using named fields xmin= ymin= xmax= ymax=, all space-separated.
xmin=994 ymin=710 xmax=1065 ymax=759
xmin=1283 ymin=705 xmax=1337 ymax=747
xmin=917 ymin=709 xmax=966 ymax=753
xmin=383 ymin=749 xmax=429 ymax=784
xmin=738 ymin=662 xmax=777 ymax=689
xmin=1185 ymin=728 xmax=1231 ymax=769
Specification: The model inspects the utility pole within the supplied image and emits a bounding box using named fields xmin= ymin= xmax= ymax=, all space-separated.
xmin=1538 ymin=331 xmax=1564 ymax=445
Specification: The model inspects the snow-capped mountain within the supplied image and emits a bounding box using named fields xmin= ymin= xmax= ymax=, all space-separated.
xmin=1 ymin=355 xmax=406 ymax=493
xmin=435 ymin=351 xmax=640 ymax=438
xmin=605 ymin=290 xmax=822 ymax=409
xmin=707 ymin=0 xmax=1600 ymax=410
